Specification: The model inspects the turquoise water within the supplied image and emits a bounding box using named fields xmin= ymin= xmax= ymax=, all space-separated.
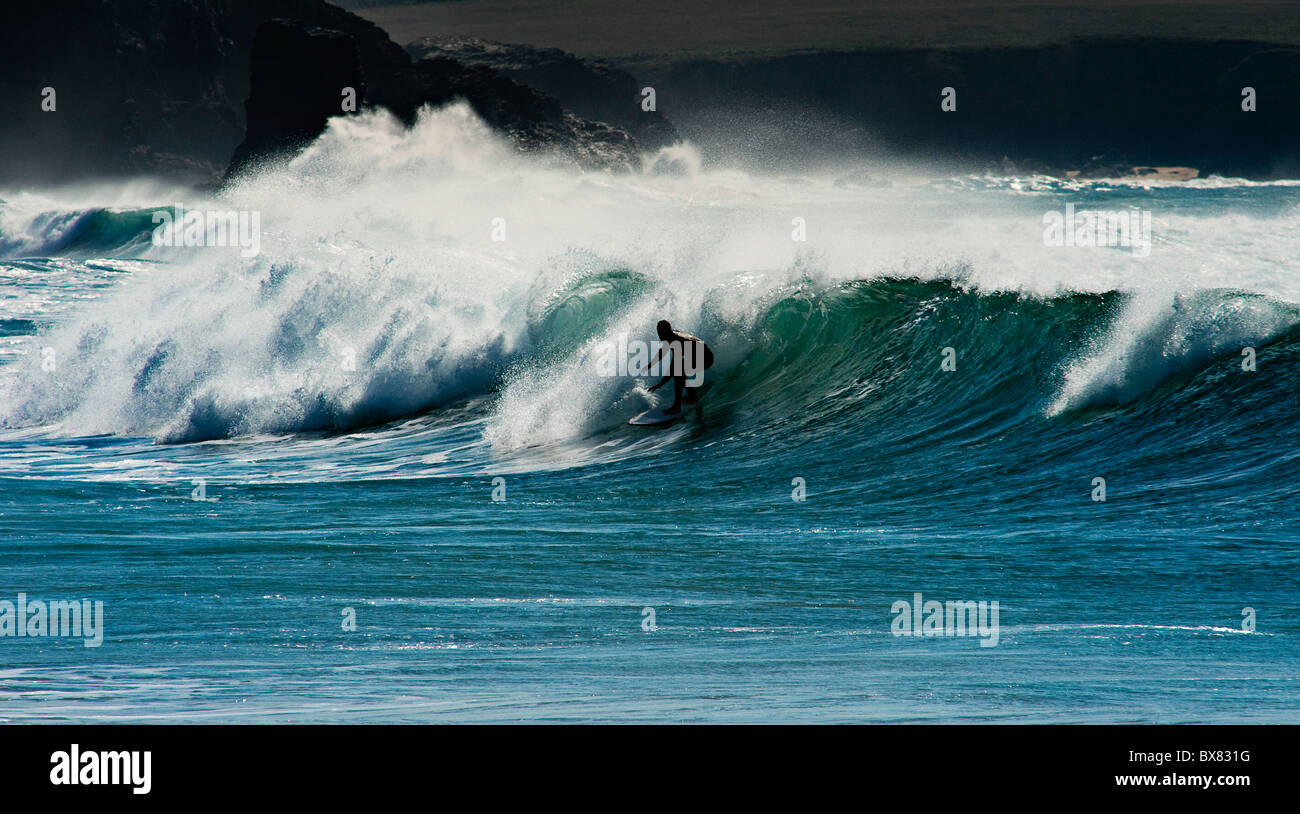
xmin=1 ymin=105 xmax=1298 ymax=722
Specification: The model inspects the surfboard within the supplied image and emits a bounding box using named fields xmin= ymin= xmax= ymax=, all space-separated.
xmin=628 ymin=407 xmax=681 ymax=426
xmin=628 ymin=385 xmax=710 ymax=426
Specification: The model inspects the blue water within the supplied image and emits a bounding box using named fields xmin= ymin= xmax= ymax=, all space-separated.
xmin=1 ymin=106 xmax=1297 ymax=722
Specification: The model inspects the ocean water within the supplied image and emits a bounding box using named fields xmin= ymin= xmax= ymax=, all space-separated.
xmin=0 ymin=103 xmax=1297 ymax=722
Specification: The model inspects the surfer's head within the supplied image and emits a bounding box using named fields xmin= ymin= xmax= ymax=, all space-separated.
xmin=656 ymin=319 xmax=673 ymax=340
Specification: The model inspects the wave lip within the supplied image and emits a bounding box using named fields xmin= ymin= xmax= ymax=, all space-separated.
xmin=1048 ymin=289 xmax=1299 ymax=415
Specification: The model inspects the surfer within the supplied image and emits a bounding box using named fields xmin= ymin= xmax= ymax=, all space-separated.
xmin=641 ymin=319 xmax=714 ymax=414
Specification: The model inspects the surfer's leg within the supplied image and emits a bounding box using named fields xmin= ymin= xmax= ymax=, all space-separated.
xmin=664 ymin=375 xmax=684 ymax=413
xmin=682 ymin=378 xmax=701 ymax=404
xmin=683 ymin=342 xmax=710 ymax=404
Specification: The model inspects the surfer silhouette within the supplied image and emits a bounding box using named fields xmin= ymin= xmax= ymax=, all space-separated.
xmin=642 ymin=319 xmax=714 ymax=414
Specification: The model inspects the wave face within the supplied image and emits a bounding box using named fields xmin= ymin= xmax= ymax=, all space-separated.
xmin=1 ymin=101 xmax=1300 ymax=482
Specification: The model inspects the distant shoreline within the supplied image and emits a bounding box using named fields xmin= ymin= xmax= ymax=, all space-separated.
xmin=348 ymin=1 xmax=1300 ymax=180
xmin=1069 ymin=167 xmax=1200 ymax=182
xmin=351 ymin=0 xmax=1300 ymax=61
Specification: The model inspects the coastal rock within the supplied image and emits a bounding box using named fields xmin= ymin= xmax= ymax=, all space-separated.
xmin=225 ymin=20 xmax=365 ymax=176
xmin=226 ymin=3 xmax=645 ymax=178
xmin=0 ymin=0 xmax=256 ymax=186
xmin=406 ymin=37 xmax=680 ymax=151
xmin=0 ymin=0 xmax=650 ymax=188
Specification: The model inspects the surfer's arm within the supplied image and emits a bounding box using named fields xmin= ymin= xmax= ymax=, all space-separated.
xmin=648 ymin=375 xmax=670 ymax=392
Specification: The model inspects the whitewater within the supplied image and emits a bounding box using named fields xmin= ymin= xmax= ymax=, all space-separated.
xmin=0 ymin=102 xmax=1296 ymax=722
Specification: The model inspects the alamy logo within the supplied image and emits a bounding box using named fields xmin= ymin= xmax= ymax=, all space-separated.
xmin=891 ymin=592 xmax=1000 ymax=647
xmin=0 ymin=593 xmax=103 ymax=647
xmin=50 ymin=745 xmax=151 ymax=795
xmin=152 ymin=204 xmax=261 ymax=257
xmin=1043 ymin=203 xmax=1151 ymax=257
xmin=595 ymin=336 xmax=706 ymax=386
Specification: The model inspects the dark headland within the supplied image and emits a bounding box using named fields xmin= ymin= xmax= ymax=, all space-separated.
xmin=2 ymin=0 xmax=1298 ymax=187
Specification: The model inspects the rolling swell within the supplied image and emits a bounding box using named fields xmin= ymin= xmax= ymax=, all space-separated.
xmin=3 ymin=265 xmax=1295 ymax=458
xmin=695 ymin=279 xmax=1300 ymax=484
xmin=725 ymin=280 xmax=1292 ymax=416
xmin=0 ymin=206 xmax=160 ymax=258
xmin=652 ymin=278 xmax=1300 ymax=521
